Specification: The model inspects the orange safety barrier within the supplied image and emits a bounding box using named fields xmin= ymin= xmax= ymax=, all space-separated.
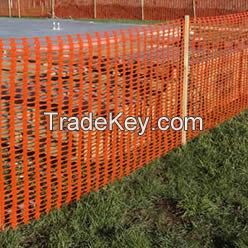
xmin=55 ymin=0 xmax=248 ymax=20
xmin=0 ymin=0 xmax=51 ymax=17
xmin=0 ymin=12 xmax=248 ymax=230
xmin=0 ymin=0 xmax=248 ymax=20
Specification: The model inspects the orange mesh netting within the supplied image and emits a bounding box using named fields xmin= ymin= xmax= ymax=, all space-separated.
xmin=0 ymin=0 xmax=51 ymax=17
xmin=0 ymin=12 xmax=247 ymax=230
xmin=0 ymin=0 xmax=248 ymax=20
xmin=54 ymin=0 xmax=248 ymax=20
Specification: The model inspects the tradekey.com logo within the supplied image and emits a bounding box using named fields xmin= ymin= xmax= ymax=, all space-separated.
xmin=44 ymin=112 xmax=204 ymax=136
xmin=44 ymin=112 xmax=204 ymax=135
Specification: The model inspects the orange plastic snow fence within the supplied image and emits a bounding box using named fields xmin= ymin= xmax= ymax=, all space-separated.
xmin=1 ymin=0 xmax=248 ymax=20
xmin=0 ymin=12 xmax=247 ymax=230
xmin=0 ymin=0 xmax=51 ymax=17
xmin=55 ymin=0 xmax=248 ymax=20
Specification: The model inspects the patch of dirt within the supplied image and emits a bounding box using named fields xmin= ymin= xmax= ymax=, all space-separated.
xmin=154 ymin=198 xmax=186 ymax=225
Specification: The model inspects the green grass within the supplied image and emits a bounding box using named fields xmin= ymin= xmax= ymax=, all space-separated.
xmin=0 ymin=110 xmax=248 ymax=248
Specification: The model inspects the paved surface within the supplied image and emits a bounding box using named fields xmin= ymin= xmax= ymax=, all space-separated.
xmin=0 ymin=18 xmax=137 ymax=39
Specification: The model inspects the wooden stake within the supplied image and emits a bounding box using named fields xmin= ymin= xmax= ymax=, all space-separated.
xmin=17 ymin=0 xmax=21 ymax=18
xmin=238 ymin=50 xmax=245 ymax=100
xmin=182 ymin=15 xmax=190 ymax=145
xmin=141 ymin=0 xmax=144 ymax=20
xmin=94 ymin=0 xmax=97 ymax=19
xmin=8 ymin=0 xmax=12 ymax=17
xmin=193 ymin=0 xmax=196 ymax=18
xmin=51 ymin=0 xmax=55 ymax=18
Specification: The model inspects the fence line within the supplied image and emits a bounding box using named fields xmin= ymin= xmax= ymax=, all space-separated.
xmin=0 ymin=11 xmax=247 ymax=230
xmin=0 ymin=0 xmax=248 ymax=20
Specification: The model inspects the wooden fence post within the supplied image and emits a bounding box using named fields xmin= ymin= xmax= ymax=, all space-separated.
xmin=94 ymin=0 xmax=97 ymax=19
xmin=192 ymin=0 xmax=196 ymax=18
xmin=51 ymin=0 xmax=55 ymax=18
xmin=141 ymin=0 xmax=144 ymax=20
xmin=238 ymin=50 xmax=245 ymax=102
xmin=8 ymin=0 xmax=12 ymax=17
xmin=182 ymin=15 xmax=190 ymax=145
xmin=17 ymin=0 xmax=21 ymax=18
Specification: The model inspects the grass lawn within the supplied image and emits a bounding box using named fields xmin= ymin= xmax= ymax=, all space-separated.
xmin=0 ymin=110 xmax=247 ymax=248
